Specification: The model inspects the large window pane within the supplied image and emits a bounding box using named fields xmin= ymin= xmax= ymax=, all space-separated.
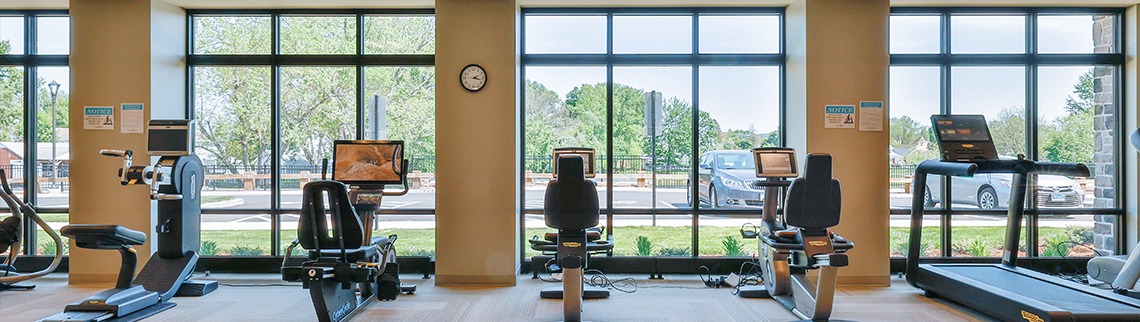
xmin=364 ymin=16 xmax=435 ymax=55
xmin=699 ymin=214 xmax=759 ymax=256
xmin=613 ymin=214 xmax=691 ymax=257
xmin=1038 ymin=15 xmax=1114 ymax=54
xmin=524 ymin=66 xmax=607 ymax=210
xmin=193 ymin=16 xmax=271 ymax=55
xmin=279 ymin=67 xmax=356 ymax=208
xmin=613 ymin=66 xmax=692 ymax=210
xmin=194 ymin=66 xmax=272 ymax=209
xmin=698 ymin=15 xmax=779 ymax=54
xmin=0 ymin=66 xmax=24 ymax=206
xmin=363 ymin=66 xmax=436 ymax=207
xmin=524 ymin=16 xmax=606 ymax=54
xmin=951 ymin=67 xmax=1025 ymax=210
xmin=951 ymin=15 xmax=1025 ymax=54
xmin=0 ymin=17 xmax=24 ymax=54
xmin=36 ymin=66 xmax=68 ymax=208
xmin=1038 ymin=215 xmax=1096 ymax=257
xmin=890 ymin=215 xmax=941 ymax=257
xmin=889 ymin=66 xmax=942 ymax=210
xmin=697 ymin=66 xmax=778 ymax=210
xmin=203 ymin=213 xmax=271 ymax=256
xmin=1037 ymin=66 xmax=1114 ymax=210
xmin=280 ymin=16 xmax=356 ymax=55
xmin=951 ymin=215 xmax=1024 ymax=257
xmin=35 ymin=16 xmax=68 ymax=55
xmin=613 ymin=15 xmax=692 ymax=54
xmin=890 ymin=15 xmax=940 ymax=54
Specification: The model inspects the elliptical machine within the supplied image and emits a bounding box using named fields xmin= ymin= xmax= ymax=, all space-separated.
xmin=737 ymin=148 xmax=854 ymax=321
xmin=281 ymin=140 xmax=416 ymax=322
xmin=0 ymin=169 xmax=63 ymax=291
xmin=542 ymin=151 xmax=607 ymax=322
xmin=41 ymin=120 xmax=216 ymax=322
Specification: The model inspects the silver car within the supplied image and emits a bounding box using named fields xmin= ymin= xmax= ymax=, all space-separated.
xmin=919 ymin=167 xmax=1085 ymax=209
xmin=690 ymin=150 xmax=764 ymax=208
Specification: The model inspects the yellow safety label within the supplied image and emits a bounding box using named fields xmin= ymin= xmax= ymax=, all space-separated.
xmin=1021 ymin=310 xmax=1043 ymax=322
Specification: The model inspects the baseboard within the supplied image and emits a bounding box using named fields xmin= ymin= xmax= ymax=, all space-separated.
xmin=68 ymin=273 xmax=121 ymax=285
xmin=837 ymin=275 xmax=891 ymax=286
xmin=435 ymin=274 xmax=517 ymax=286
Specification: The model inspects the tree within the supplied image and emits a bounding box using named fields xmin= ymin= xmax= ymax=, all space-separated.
xmin=1042 ymin=68 xmax=1095 ymax=164
xmin=889 ymin=115 xmax=929 ymax=150
xmin=1064 ymin=70 xmax=1094 ymax=115
xmin=988 ymin=107 xmax=1027 ymax=157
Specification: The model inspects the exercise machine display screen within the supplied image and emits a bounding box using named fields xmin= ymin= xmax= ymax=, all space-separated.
xmin=753 ymin=147 xmax=797 ymax=178
xmin=332 ymin=140 xmax=405 ymax=186
xmin=552 ymin=147 xmax=596 ymax=179
xmin=148 ymin=120 xmax=191 ymax=156
xmin=930 ymin=114 xmax=999 ymax=161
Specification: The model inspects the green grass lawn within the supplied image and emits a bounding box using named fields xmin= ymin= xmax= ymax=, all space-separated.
xmin=27 ymin=222 xmax=1095 ymax=259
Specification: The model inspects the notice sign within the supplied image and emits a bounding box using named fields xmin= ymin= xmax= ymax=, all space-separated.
xmin=824 ymin=105 xmax=855 ymax=129
xmin=84 ymin=106 xmax=115 ymax=130
xmin=859 ymin=101 xmax=884 ymax=132
xmin=121 ymin=103 xmax=144 ymax=133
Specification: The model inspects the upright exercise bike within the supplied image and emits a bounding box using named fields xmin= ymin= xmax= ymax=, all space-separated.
xmin=281 ymin=140 xmax=416 ymax=322
xmin=42 ymin=120 xmax=217 ymax=322
xmin=737 ymin=148 xmax=854 ymax=321
xmin=0 ymin=169 xmax=63 ymax=291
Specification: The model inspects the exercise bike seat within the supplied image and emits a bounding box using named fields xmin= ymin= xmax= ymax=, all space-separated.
xmin=61 ymin=224 xmax=146 ymax=249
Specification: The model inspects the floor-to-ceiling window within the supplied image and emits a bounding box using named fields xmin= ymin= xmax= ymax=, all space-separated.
xmin=0 ymin=11 xmax=70 ymax=257
xmin=888 ymin=8 xmax=1124 ymax=260
xmin=188 ymin=10 xmax=436 ymax=258
xmin=521 ymin=8 xmax=783 ymax=261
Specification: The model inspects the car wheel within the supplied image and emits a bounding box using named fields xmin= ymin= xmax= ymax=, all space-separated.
xmin=710 ymin=185 xmax=720 ymax=209
xmin=923 ymin=188 xmax=936 ymax=208
xmin=977 ymin=187 xmax=998 ymax=210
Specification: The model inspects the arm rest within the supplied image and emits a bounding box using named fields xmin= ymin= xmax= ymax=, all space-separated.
xmin=61 ymin=224 xmax=146 ymax=248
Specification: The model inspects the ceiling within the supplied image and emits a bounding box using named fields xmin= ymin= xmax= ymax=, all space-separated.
xmin=1 ymin=0 xmax=1137 ymax=10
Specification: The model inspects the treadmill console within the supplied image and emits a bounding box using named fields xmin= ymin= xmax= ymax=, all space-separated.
xmin=753 ymin=147 xmax=797 ymax=178
xmin=931 ymin=114 xmax=998 ymax=162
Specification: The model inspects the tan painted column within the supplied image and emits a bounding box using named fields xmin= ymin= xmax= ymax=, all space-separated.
xmin=786 ymin=0 xmax=890 ymax=286
xmin=68 ymin=0 xmax=185 ymax=284
xmin=434 ymin=0 xmax=520 ymax=285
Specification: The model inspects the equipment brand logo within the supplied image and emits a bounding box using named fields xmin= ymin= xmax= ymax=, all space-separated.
xmin=1020 ymin=310 xmax=1043 ymax=322
xmin=562 ymin=242 xmax=582 ymax=248
xmin=333 ymin=301 xmax=354 ymax=321
xmin=808 ymin=241 xmax=827 ymax=246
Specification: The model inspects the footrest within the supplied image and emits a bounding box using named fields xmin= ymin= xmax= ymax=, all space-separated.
xmin=61 ymin=224 xmax=146 ymax=248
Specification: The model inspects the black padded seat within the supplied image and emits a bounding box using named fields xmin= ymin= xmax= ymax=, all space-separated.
xmin=61 ymin=224 xmax=146 ymax=249
xmin=311 ymin=246 xmax=378 ymax=263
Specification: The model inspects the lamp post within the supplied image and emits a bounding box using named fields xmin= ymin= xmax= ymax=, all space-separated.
xmin=47 ymin=80 xmax=59 ymax=191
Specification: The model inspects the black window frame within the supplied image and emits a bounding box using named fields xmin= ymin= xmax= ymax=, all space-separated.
xmin=889 ymin=6 xmax=1126 ymax=258
xmin=186 ymin=9 xmax=436 ymax=258
xmin=0 ymin=10 xmax=70 ymax=256
xmin=519 ymin=7 xmax=786 ymax=262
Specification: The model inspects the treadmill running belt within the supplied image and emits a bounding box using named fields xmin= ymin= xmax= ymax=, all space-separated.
xmin=936 ymin=265 xmax=1140 ymax=314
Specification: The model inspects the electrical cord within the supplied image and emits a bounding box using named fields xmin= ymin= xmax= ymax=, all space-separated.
xmin=584 ymin=269 xmax=637 ymax=293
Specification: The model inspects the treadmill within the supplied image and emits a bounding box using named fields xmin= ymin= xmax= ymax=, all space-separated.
xmin=906 ymin=114 xmax=1140 ymax=321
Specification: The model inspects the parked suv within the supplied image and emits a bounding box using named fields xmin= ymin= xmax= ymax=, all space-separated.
xmin=690 ymin=150 xmax=763 ymax=208
xmin=917 ymin=158 xmax=1085 ymax=209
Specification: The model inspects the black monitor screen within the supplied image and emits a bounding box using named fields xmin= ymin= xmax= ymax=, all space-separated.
xmin=552 ymin=147 xmax=596 ymax=179
xmin=148 ymin=128 xmax=189 ymax=155
xmin=753 ymin=148 xmax=797 ymax=178
xmin=332 ymin=140 xmax=405 ymax=186
xmin=932 ymin=115 xmax=992 ymax=142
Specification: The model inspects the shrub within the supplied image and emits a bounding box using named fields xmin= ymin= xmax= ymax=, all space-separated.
xmin=634 ymin=236 xmax=653 ymax=256
xmin=1066 ymin=226 xmax=1094 ymax=245
xmin=400 ymin=248 xmax=435 ymax=257
xmin=1041 ymin=235 xmax=1072 ymax=257
xmin=200 ymin=241 xmax=219 ymax=256
xmin=722 ymin=236 xmax=745 ymax=257
xmin=228 ymin=245 xmax=265 ymax=256
xmin=957 ymin=239 xmax=992 ymax=257
xmin=40 ymin=240 xmax=68 ymax=255
xmin=656 ymin=247 xmax=690 ymax=257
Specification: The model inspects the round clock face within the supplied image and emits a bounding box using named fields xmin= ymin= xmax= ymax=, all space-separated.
xmin=461 ymin=64 xmax=487 ymax=92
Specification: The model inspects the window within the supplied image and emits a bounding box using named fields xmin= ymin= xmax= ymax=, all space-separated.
xmin=889 ymin=8 xmax=1123 ymax=258
xmin=0 ymin=11 xmax=70 ymax=256
xmin=521 ymin=8 xmax=783 ymax=259
xmin=189 ymin=10 xmax=435 ymax=257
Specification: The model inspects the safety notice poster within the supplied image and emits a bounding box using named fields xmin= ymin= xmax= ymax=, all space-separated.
xmin=121 ymin=103 xmax=144 ymax=133
xmin=84 ymin=106 xmax=115 ymax=130
xmin=859 ymin=101 xmax=884 ymax=132
xmin=824 ymin=105 xmax=855 ymax=129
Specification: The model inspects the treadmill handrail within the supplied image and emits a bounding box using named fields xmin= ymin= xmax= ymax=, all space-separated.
xmin=905 ymin=159 xmax=1090 ymax=288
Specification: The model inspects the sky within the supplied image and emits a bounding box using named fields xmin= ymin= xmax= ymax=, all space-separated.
xmin=0 ymin=14 xmax=1102 ymax=133
xmin=526 ymin=14 xmax=1101 ymax=135
xmin=0 ymin=15 xmax=71 ymax=92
